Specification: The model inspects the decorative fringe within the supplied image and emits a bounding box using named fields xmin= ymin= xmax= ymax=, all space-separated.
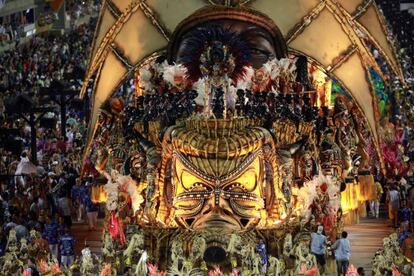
xmin=358 ymin=201 xmax=367 ymax=218
xmin=341 ymin=181 xmax=359 ymax=212
xmin=358 ymin=174 xmax=376 ymax=201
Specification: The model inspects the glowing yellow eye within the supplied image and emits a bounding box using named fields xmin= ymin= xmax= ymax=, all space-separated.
xmin=173 ymin=158 xmax=204 ymax=191
xmin=233 ymin=169 xmax=257 ymax=191
xmin=180 ymin=170 xmax=203 ymax=190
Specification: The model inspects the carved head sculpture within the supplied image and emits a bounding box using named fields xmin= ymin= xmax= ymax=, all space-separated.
xmin=159 ymin=118 xmax=278 ymax=231
xmin=150 ymin=6 xmax=289 ymax=231
xmin=167 ymin=6 xmax=287 ymax=77
xmin=91 ymin=4 xmax=304 ymax=235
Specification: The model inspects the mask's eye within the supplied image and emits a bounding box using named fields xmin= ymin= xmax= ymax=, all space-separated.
xmin=248 ymin=47 xmax=275 ymax=68
xmin=226 ymin=183 xmax=248 ymax=193
xmin=180 ymin=170 xmax=204 ymax=190
xmin=230 ymin=169 xmax=257 ymax=191
xmin=250 ymin=47 xmax=270 ymax=58
xmin=188 ymin=183 xmax=210 ymax=193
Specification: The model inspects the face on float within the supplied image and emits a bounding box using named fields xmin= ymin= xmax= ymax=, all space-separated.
xmin=171 ymin=152 xmax=266 ymax=231
xmin=174 ymin=20 xmax=277 ymax=69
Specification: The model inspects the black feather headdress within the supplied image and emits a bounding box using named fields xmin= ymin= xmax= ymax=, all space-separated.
xmin=176 ymin=24 xmax=252 ymax=83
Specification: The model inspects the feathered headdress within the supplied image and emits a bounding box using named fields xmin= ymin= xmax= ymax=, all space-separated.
xmin=162 ymin=63 xmax=189 ymax=91
xmin=175 ymin=24 xmax=251 ymax=83
xmin=268 ymin=58 xmax=281 ymax=81
xmin=298 ymin=174 xmax=340 ymax=220
xmin=279 ymin=57 xmax=298 ymax=81
xmin=237 ymin=66 xmax=254 ymax=90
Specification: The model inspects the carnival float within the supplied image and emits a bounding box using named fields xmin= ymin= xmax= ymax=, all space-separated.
xmin=75 ymin=0 xmax=413 ymax=275
xmin=3 ymin=0 xmax=413 ymax=275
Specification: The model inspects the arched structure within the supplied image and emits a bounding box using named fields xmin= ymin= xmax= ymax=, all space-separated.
xmin=81 ymin=0 xmax=404 ymax=169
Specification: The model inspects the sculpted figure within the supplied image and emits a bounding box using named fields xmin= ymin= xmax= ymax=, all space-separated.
xmin=170 ymin=239 xmax=184 ymax=271
xmin=102 ymin=233 xmax=115 ymax=260
xmin=144 ymin=163 xmax=158 ymax=220
xmin=128 ymin=148 xmax=146 ymax=182
xmin=252 ymin=253 xmax=261 ymax=275
xmin=107 ymin=118 xmax=128 ymax=173
xmin=283 ymin=233 xmax=293 ymax=257
xmin=268 ymin=255 xmax=282 ymax=275
xmin=28 ymin=230 xmax=49 ymax=261
xmin=281 ymin=233 xmax=295 ymax=275
xmin=240 ymin=242 xmax=255 ymax=270
xmin=92 ymin=111 xmax=113 ymax=173
xmin=335 ymin=113 xmax=358 ymax=178
xmin=123 ymin=232 xmax=145 ymax=265
xmin=191 ymin=236 xmax=206 ymax=262
xmin=294 ymin=239 xmax=317 ymax=275
xmin=320 ymin=129 xmax=343 ymax=178
xmin=2 ymin=252 xmax=16 ymax=274
xmin=352 ymin=109 xmax=370 ymax=170
xmin=298 ymin=149 xmax=317 ymax=181
xmin=19 ymin=237 xmax=29 ymax=261
xmin=6 ymin=229 xmax=18 ymax=254
xmin=227 ymin=233 xmax=243 ymax=257
xmin=280 ymin=164 xmax=293 ymax=214
xmin=277 ymin=139 xmax=306 ymax=216
xmin=80 ymin=247 xmax=95 ymax=276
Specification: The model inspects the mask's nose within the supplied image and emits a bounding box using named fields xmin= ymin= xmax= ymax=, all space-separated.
xmin=212 ymin=188 xmax=234 ymax=215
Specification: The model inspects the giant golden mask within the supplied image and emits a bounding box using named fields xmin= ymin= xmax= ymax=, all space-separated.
xmin=159 ymin=119 xmax=278 ymax=231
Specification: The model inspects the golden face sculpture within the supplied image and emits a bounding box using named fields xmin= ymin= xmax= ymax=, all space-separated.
xmin=173 ymin=150 xmax=265 ymax=230
xmin=160 ymin=119 xmax=278 ymax=231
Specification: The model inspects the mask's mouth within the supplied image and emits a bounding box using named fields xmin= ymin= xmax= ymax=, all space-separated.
xmin=203 ymin=245 xmax=227 ymax=264
xmin=191 ymin=212 xmax=241 ymax=231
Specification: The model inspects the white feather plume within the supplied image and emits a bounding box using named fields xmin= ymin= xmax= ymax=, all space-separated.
xmin=236 ymin=66 xmax=254 ymax=90
xmin=104 ymin=178 xmax=119 ymax=212
xmin=288 ymin=57 xmax=298 ymax=80
xmin=104 ymin=171 xmax=145 ymax=213
xmin=297 ymin=174 xmax=340 ymax=220
xmin=279 ymin=58 xmax=291 ymax=72
xmin=267 ymin=58 xmax=281 ymax=80
xmin=135 ymin=251 xmax=149 ymax=275
xmin=262 ymin=60 xmax=273 ymax=75
xmin=153 ymin=60 xmax=168 ymax=75
xmin=117 ymin=174 xmax=144 ymax=213
xmin=193 ymin=78 xmax=207 ymax=106
xmin=163 ymin=63 xmax=188 ymax=87
xmin=138 ymin=65 xmax=153 ymax=92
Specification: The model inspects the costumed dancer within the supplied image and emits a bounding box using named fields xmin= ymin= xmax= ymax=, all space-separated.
xmin=256 ymin=240 xmax=268 ymax=274
xmin=59 ymin=228 xmax=75 ymax=268
xmin=369 ymin=179 xmax=383 ymax=219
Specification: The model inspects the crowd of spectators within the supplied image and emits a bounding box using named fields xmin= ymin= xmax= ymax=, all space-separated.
xmin=0 ymin=10 xmax=31 ymax=44
xmin=369 ymin=1 xmax=414 ymax=268
xmin=0 ymin=0 xmax=100 ymax=45
xmin=0 ymin=1 xmax=137 ymax=268
xmin=0 ymin=13 xmax=101 ymax=270
xmin=376 ymin=0 xmax=414 ymax=63
xmin=66 ymin=0 xmax=100 ymax=22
